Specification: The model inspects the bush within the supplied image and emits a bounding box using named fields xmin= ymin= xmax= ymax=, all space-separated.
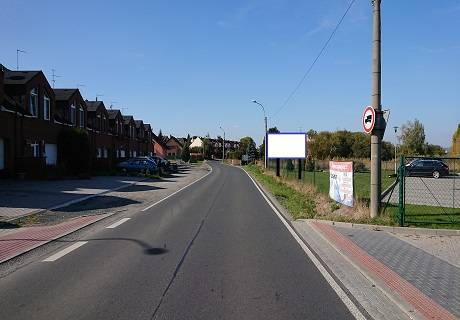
xmin=353 ymin=161 xmax=367 ymax=173
xmin=305 ymin=157 xmax=315 ymax=172
xmin=286 ymin=159 xmax=294 ymax=171
xmin=58 ymin=128 xmax=91 ymax=176
xmin=181 ymin=144 xmax=191 ymax=162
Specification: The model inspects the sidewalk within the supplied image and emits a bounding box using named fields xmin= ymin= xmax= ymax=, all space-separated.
xmin=0 ymin=176 xmax=145 ymax=221
xmin=295 ymin=220 xmax=460 ymax=320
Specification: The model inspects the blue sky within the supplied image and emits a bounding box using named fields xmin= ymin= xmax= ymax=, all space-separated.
xmin=2 ymin=0 xmax=459 ymax=146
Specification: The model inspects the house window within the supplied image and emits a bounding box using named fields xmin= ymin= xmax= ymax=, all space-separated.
xmin=115 ymin=120 xmax=119 ymax=134
xmin=44 ymin=95 xmax=50 ymax=120
xmin=96 ymin=148 xmax=102 ymax=159
xmin=102 ymin=115 xmax=106 ymax=133
xmin=29 ymin=88 xmax=38 ymax=117
xmin=103 ymin=148 xmax=108 ymax=158
xmin=120 ymin=150 xmax=125 ymax=158
xmin=116 ymin=149 xmax=119 ymax=158
xmin=70 ymin=104 xmax=76 ymax=124
xmin=133 ymin=151 xmax=137 ymax=157
xmin=31 ymin=143 xmax=39 ymax=157
xmin=79 ymin=107 xmax=84 ymax=128
xmin=97 ymin=114 xmax=101 ymax=131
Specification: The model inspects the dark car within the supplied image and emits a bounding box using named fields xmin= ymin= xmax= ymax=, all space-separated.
xmin=405 ymin=159 xmax=449 ymax=179
xmin=117 ymin=157 xmax=158 ymax=174
xmin=148 ymin=156 xmax=172 ymax=173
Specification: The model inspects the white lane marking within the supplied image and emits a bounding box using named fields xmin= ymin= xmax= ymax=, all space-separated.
xmin=43 ymin=241 xmax=88 ymax=262
xmin=106 ymin=218 xmax=131 ymax=229
xmin=242 ymin=169 xmax=366 ymax=320
xmin=141 ymin=164 xmax=213 ymax=212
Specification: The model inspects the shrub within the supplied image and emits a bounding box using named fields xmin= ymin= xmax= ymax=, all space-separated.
xmin=353 ymin=161 xmax=367 ymax=173
xmin=57 ymin=128 xmax=91 ymax=176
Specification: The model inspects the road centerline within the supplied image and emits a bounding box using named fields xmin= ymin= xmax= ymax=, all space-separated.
xmin=106 ymin=218 xmax=131 ymax=229
xmin=42 ymin=241 xmax=88 ymax=262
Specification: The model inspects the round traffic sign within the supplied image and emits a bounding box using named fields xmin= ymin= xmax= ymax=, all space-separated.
xmin=362 ymin=106 xmax=376 ymax=134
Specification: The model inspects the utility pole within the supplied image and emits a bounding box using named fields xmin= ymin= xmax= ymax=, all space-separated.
xmin=16 ymin=49 xmax=26 ymax=70
xmin=219 ymin=126 xmax=225 ymax=162
xmin=252 ymin=100 xmax=268 ymax=169
xmin=370 ymin=0 xmax=383 ymax=218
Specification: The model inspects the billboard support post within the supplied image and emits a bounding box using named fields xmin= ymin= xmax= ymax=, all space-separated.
xmin=298 ymin=159 xmax=302 ymax=180
xmin=276 ymin=158 xmax=280 ymax=177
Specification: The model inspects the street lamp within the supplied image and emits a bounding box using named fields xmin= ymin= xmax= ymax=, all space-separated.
xmin=219 ymin=126 xmax=225 ymax=162
xmin=252 ymin=100 xmax=268 ymax=169
xmin=393 ymin=126 xmax=399 ymax=174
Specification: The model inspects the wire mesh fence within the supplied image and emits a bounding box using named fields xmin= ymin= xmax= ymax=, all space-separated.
xmin=397 ymin=156 xmax=460 ymax=226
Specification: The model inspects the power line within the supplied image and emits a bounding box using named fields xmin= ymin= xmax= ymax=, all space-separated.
xmin=271 ymin=0 xmax=356 ymax=119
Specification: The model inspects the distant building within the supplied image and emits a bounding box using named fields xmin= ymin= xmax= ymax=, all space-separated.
xmin=452 ymin=124 xmax=460 ymax=155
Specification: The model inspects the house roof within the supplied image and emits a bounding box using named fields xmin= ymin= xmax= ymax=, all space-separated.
xmin=134 ymin=120 xmax=144 ymax=128
xmin=152 ymin=133 xmax=168 ymax=149
xmin=107 ymin=109 xmax=122 ymax=119
xmin=167 ymin=135 xmax=183 ymax=147
xmin=143 ymin=124 xmax=152 ymax=131
xmin=54 ymin=88 xmax=78 ymax=101
xmin=3 ymin=67 xmax=41 ymax=85
xmin=1 ymin=94 xmax=30 ymax=115
xmin=123 ymin=115 xmax=134 ymax=124
xmin=85 ymin=100 xmax=104 ymax=112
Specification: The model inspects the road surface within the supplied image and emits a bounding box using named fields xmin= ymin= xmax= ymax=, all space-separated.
xmin=0 ymin=162 xmax=354 ymax=320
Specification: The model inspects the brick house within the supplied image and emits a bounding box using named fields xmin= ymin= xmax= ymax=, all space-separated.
xmin=165 ymin=135 xmax=183 ymax=159
xmin=134 ymin=120 xmax=146 ymax=156
xmin=54 ymin=89 xmax=87 ymax=130
xmin=143 ymin=124 xmax=153 ymax=157
xmin=152 ymin=133 xmax=168 ymax=157
xmin=86 ymin=100 xmax=112 ymax=170
xmin=107 ymin=109 xmax=126 ymax=159
xmin=1 ymin=65 xmax=58 ymax=178
xmin=123 ymin=115 xmax=137 ymax=157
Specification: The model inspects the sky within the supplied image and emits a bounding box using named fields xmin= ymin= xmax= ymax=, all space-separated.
xmin=1 ymin=0 xmax=459 ymax=146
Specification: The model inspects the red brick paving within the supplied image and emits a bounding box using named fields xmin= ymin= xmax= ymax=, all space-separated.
xmin=312 ymin=221 xmax=457 ymax=320
xmin=0 ymin=215 xmax=109 ymax=263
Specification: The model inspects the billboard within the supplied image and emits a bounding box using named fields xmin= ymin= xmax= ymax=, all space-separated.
xmin=329 ymin=161 xmax=354 ymax=207
xmin=266 ymin=133 xmax=307 ymax=159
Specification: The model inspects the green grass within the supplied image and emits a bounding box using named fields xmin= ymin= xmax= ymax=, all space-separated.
xmin=245 ymin=165 xmax=316 ymax=219
xmin=277 ymin=169 xmax=395 ymax=202
xmin=384 ymin=203 xmax=460 ymax=229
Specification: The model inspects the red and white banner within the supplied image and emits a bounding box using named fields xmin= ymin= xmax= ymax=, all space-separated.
xmin=329 ymin=161 xmax=354 ymax=207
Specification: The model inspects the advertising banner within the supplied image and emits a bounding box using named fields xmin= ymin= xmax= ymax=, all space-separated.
xmin=266 ymin=133 xmax=307 ymax=159
xmin=329 ymin=161 xmax=354 ymax=207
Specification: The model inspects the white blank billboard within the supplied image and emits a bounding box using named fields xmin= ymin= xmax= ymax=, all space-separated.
xmin=267 ymin=133 xmax=307 ymax=159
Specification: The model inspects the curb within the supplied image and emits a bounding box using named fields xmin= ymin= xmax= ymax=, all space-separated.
xmin=0 ymin=213 xmax=114 ymax=264
xmin=304 ymin=219 xmax=460 ymax=236
xmin=5 ymin=177 xmax=150 ymax=223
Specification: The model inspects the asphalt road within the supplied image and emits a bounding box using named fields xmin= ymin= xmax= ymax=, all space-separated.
xmin=0 ymin=162 xmax=354 ymax=320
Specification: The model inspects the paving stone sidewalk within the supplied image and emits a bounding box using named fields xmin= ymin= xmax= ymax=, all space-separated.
xmin=334 ymin=225 xmax=460 ymax=319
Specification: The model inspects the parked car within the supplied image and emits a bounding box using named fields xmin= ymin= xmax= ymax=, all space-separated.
xmin=117 ymin=157 xmax=158 ymax=174
xmin=405 ymin=159 xmax=449 ymax=179
xmin=148 ymin=156 xmax=176 ymax=173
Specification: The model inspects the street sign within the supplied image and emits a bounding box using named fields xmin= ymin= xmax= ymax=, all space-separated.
xmin=362 ymin=106 xmax=376 ymax=134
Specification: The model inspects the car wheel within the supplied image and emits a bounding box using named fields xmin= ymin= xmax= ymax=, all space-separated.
xmin=432 ymin=171 xmax=440 ymax=179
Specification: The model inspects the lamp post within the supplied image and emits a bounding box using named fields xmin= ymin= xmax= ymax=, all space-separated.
xmin=252 ymin=100 xmax=268 ymax=169
xmin=219 ymin=126 xmax=225 ymax=162
xmin=393 ymin=126 xmax=399 ymax=174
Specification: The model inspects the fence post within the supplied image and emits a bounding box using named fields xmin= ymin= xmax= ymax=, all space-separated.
xmin=298 ymin=159 xmax=302 ymax=180
xmin=276 ymin=158 xmax=280 ymax=177
xmin=398 ymin=156 xmax=405 ymax=226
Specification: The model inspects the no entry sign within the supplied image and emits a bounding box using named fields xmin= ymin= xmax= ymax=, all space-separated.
xmin=362 ymin=106 xmax=376 ymax=134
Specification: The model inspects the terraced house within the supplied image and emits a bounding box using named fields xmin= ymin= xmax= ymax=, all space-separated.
xmin=0 ymin=65 xmax=58 ymax=178
xmin=0 ymin=63 xmax=158 ymax=178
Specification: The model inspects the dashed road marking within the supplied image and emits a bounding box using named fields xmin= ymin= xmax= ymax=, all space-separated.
xmin=43 ymin=241 xmax=88 ymax=262
xmin=106 ymin=218 xmax=131 ymax=229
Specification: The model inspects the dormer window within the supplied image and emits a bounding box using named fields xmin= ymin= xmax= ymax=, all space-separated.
xmin=97 ymin=114 xmax=101 ymax=131
xmin=115 ymin=120 xmax=119 ymax=133
xmin=102 ymin=115 xmax=106 ymax=133
xmin=29 ymin=88 xmax=38 ymax=117
xmin=70 ymin=104 xmax=76 ymax=124
xmin=44 ymin=95 xmax=50 ymax=120
xmin=79 ymin=107 xmax=84 ymax=128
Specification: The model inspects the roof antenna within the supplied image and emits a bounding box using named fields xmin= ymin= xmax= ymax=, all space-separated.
xmin=50 ymin=69 xmax=62 ymax=88
xmin=16 ymin=49 xmax=27 ymax=70
xmin=110 ymin=101 xmax=118 ymax=110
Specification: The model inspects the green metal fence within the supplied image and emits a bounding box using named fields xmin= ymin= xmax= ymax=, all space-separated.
xmin=398 ymin=156 xmax=460 ymax=226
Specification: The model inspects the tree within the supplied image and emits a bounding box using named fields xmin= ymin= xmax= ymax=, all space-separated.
xmin=158 ymin=129 xmax=163 ymax=140
xmin=381 ymin=141 xmax=395 ymax=161
xmin=399 ymin=119 xmax=426 ymax=155
xmin=186 ymin=134 xmax=191 ymax=144
xmin=181 ymin=143 xmax=191 ymax=162
xmin=451 ymin=124 xmax=460 ymax=155
xmin=425 ymin=144 xmax=445 ymax=156
xmin=239 ymin=137 xmax=255 ymax=154
xmin=351 ymin=133 xmax=370 ymax=158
